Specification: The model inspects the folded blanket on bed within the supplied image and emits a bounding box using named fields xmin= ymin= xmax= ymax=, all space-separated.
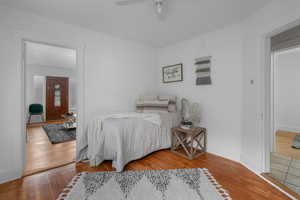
xmin=104 ymin=112 xmax=161 ymax=127
xmin=78 ymin=112 xmax=161 ymax=169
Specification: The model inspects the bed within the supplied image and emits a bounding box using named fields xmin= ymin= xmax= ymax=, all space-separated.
xmin=78 ymin=96 xmax=180 ymax=172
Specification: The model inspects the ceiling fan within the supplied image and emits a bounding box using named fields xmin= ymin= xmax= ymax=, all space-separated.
xmin=116 ymin=0 xmax=165 ymax=16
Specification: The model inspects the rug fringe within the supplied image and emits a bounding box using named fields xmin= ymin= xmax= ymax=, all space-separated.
xmin=202 ymin=168 xmax=233 ymax=200
xmin=57 ymin=172 xmax=84 ymax=200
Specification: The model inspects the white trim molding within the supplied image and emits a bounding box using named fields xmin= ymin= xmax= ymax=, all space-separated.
xmin=275 ymin=126 xmax=300 ymax=133
xmin=0 ymin=169 xmax=22 ymax=184
xmin=241 ymin=162 xmax=297 ymax=200
xmin=261 ymin=19 xmax=300 ymax=174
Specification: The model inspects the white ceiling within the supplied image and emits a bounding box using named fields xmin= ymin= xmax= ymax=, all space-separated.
xmin=1 ymin=0 xmax=272 ymax=47
xmin=25 ymin=41 xmax=76 ymax=68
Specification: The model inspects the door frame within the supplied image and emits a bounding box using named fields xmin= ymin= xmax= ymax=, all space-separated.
xmin=21 ymin=38 xmax=85 ymax=173
xmin=261 ymin=19 xmax=300 ymax=173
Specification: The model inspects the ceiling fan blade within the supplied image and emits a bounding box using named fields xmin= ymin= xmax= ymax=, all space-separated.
xmin=116 ymin=0 xmax=149 ymax=6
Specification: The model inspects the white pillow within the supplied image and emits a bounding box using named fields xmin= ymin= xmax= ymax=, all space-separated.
xmin=142 ymin=100 xmax=169 ymax=107
xmin=139 ymin=95 xmax=157 ymax=101
xmin=143 ymin=108 xmax=169 ymax=113
xmin=168 ymin=103 xmax=177 ymax=113
xmin=158 ymin=96 xmax=177 ymax=103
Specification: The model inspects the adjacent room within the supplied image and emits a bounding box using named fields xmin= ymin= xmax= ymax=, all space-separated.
xmin=269 ymin=45 xmax=300 ymax=195
xmin=0 ymin=0 xmax=300 ymax=200
xmin=274 ymin=47 xmax=300 ymax=160
xmin=24 ymin=41 xmax=77 ymax=175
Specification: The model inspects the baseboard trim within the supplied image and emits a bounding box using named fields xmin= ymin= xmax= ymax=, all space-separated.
xmin=262 ymin=173 xmax=300 ymax=199
xmin=207 ymin=149 xmax=240 ymax=163
xmin=240 ymin=156 xmax=262 ymax=174
xmin=23 ymin=161 xmax=75 ymax=177
xmin=241 ymin=162 xmax=297 ymax=200
xmin=276 ymin=126 xmax=300 ymax=133
xmin=0 ymin=169 xmax=22 ymax=184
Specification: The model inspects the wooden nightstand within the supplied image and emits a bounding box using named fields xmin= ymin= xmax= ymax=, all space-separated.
xmin=171 ymin=127 xmax=207 ymax=160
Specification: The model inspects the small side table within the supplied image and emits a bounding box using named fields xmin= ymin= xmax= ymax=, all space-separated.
xmin=171 ymin=127 xmax=207 ymax=160
xmin=61 ymin=113 xmax=77 ymax=130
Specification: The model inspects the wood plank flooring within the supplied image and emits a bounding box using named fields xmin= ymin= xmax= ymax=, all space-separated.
xmin=0 ymin=151 xmax=291 ymax=200
xmin=262 ymin=173 xmax=300 ymax=199
xmin=276 ymin=130 xmax=300 ymax=160
xmin=26 ymin=119 xmax=67 ymax=128
xmin=24 ymin=125 xmax=76 ymax=175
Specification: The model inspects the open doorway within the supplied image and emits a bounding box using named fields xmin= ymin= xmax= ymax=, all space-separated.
xmin=23 ymin=41 xmax=77 ymax=175
xmin=273 ymin=47 xmax=300 ymax=160
xmin=266 ymin=25 xmax=300 ymax=196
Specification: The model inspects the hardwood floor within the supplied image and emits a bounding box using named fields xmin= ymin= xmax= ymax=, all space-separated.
xmin=0 ymin=151 xmax=291 ymax=200
xmin=276 ymin=130 xmax=300 ymax=160
xmin=24 ymin=125 xmax=76 ymax=175
xmin=262 ymin=173 xmax=300 ymax=199
xmin=26 ymin=119 xmax=67 ymax=128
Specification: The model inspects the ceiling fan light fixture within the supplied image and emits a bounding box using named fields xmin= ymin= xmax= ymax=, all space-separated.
xmin=116 ymin=0 xmax=165 ymax=17
xmin=155 ymin=0 xmax=163 ymax=14
xmin=157 ymin=5 xmax=162 ymax=14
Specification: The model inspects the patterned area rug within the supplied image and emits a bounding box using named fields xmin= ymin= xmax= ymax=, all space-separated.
xmin=58 ymin=168 xmax=231 ymax=200
xmin=43 ymin=124 xmax=76 ymax=144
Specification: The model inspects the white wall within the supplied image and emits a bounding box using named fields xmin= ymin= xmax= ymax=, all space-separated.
xmin=32 ymin=75 xmax=44 ymax=106
xmin=241 ymin=0 xmax=300 ymax=172
xmin=157 ymin=24 xmax=243 ymax=162
xmin=0 ymin=5 xmax=157 ymax=183
xmin=157 ymin=0 xmax=300 ymax=171
xmin=274 ymin=48 xmax=300 ymax=131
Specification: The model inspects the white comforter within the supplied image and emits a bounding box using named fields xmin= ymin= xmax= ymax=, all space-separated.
xmin=78 ymin=112 xmax=179 ymax=172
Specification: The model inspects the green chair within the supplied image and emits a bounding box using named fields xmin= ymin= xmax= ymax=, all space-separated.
xmin=28 ymin=104 xmax=44 ymax=123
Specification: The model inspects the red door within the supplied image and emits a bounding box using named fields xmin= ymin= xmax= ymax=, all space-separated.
xmin=46 ymin=76 xmax=69 ymax=120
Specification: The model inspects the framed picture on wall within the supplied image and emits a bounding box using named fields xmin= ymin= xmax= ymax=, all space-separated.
xmin=162 ymin=63 xmax=183 ymax=83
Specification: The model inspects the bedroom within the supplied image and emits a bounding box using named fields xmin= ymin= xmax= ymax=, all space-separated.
xmin=0 ymin=0 xmax=300 ymax=199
